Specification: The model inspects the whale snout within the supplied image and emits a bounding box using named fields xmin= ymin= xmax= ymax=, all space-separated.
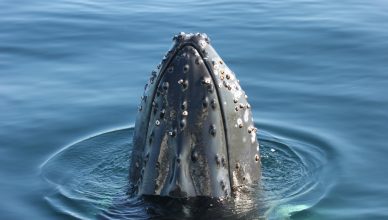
xmin=130 ymin=33 xmax=260 ymax=198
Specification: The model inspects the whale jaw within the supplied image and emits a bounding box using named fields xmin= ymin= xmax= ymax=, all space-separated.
xmin=130 ymin=33 xmax=260 ymax=198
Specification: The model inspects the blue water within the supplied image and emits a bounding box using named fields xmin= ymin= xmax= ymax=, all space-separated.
xmin=1 ymin=0 xmax=388 ymax=219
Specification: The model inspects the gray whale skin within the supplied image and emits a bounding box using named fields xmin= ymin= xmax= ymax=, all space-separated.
xmin=129 ymin=32 xmax=261 ymax=199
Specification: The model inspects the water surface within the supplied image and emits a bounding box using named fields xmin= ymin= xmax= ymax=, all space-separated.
xmin=1 ymin=0 xmax=388 ymax=219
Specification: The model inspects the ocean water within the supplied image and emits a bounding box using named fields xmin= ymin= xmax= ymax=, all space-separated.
xmin=1 ymin=0 xmax=388 ymax=219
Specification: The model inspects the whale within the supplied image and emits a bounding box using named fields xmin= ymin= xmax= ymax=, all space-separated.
xmin=129 ymin=32 xmax=260 ymax=199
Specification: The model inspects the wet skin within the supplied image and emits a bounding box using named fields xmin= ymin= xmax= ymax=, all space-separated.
xmin=129 ymin=33 xmax=260 ymax=199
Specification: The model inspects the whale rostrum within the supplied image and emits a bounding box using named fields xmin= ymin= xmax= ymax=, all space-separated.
xmin=129 ymin=33 xmax=260 ymax=198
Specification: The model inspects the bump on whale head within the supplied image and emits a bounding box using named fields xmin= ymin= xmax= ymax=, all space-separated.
xmin=129 ymin=32 xmax=260 ymax=199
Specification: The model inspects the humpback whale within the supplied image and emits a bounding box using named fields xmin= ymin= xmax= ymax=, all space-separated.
xmin=129 ymin=33 xmax=260 ymax=199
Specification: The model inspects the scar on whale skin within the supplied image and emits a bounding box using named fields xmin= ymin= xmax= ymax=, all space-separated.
xmin=129 ymin=32 xmax=260 ymax=199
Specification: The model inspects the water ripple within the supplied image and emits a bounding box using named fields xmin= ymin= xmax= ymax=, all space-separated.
xmin=41 ymin=123 xmax=334 ymax=219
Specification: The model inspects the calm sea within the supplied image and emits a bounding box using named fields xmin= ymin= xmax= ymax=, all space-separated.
xmin=1 ymin=0 xmax=388 ymax=219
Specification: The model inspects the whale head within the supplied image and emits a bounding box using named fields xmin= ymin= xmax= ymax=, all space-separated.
xmin=129 ymin=33 xmax=260 ymax=199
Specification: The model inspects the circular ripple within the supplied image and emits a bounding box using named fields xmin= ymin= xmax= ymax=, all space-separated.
xmin=40 ymin=124 xmax=334 ymax=219
xmin=258 ymin=123 xmax=335 ymax=219
xmin=41 ymin=128 xmax=134 ymax=219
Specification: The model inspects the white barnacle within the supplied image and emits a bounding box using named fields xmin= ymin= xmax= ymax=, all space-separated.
xmin=244 ymin=109 xmax=249 ymax=122
xmin=199 ymin=39 xmax=207 ymax=49
xmin=182 ymin=110 xmax=188 ymax=116
xmin=233 ymin=90 xmax=243 ymax=100
xmin=212 ymin=59 xmax=220 ymax=70
xmin=251 ymin=130 xmax=256 ymax=144
xmin=203 ymin=78 xmax=211 ymax=85
xmin=237 ymin=118 xmax=243 ymax=128
xmin=192 ymin=49 xmax=199 ymax=57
